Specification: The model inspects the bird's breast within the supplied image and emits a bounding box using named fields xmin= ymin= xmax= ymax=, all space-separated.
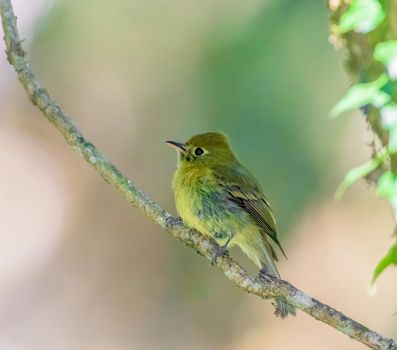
xmin=172 ymin=166 xmax=246 ymax=237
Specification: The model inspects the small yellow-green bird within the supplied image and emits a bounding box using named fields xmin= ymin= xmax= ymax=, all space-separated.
xmin=166 ymin=132 xmax=295 ymax=318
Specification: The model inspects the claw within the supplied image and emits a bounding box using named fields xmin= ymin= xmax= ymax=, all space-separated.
xmin=211 ymin=244 xmax=229 ymax=265
xmin=165 ymin=216 xmax=183 ymax=229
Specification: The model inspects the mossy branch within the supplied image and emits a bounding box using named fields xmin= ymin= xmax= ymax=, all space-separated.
xmin=0 ymin=1 xmax=396 ymax=349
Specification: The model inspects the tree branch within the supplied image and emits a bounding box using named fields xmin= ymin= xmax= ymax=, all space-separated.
xmin=0 ymin=1 xmax=396 ymax=349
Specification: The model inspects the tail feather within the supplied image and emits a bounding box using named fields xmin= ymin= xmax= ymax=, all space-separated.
xmin=274 ymin=299 xmax=296 ymax=318
xmin=260 ymin=241 xmax=296 ymax=318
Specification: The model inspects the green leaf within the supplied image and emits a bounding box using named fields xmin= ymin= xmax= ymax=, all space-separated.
xmin=389 ymin=125 xmax=397 ymax=152
xmin=335 ymin=158 xmax=381 ymax=199
xmin=372 ymin=240 xmax=397 ymax=283
xmin=374 ymin=41 xmax=397 ymax=79
xmin=331 ymin=74 xmax=390 ymax=117
xmin=380 ymin=104 xmax=397 ymax=129
xmin=374 ymin=41 xmax=397 ymax=65
xmin=376 ymin=171 xmax=397 ymax=198
xmin=339 ymin=0 xmax=385 ymax=33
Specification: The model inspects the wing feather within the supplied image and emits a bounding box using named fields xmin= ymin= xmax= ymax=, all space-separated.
xmin=214 ymin=165 xmax=287 ymax=259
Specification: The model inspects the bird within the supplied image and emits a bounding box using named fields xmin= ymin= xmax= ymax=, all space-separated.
xmin=166 ymin=132 xmax=295 ymax=318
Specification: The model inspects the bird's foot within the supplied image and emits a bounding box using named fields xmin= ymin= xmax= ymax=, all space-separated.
xmin=258 ymin=268 xmax=277 ymax=282
xmin=165 ymin=216 xmax=183 ymax=229
xmin=211 ymin=244 xmax=229 ymax=265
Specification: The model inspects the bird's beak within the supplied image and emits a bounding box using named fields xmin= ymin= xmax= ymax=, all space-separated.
xmin=165 ymin=140 xmax=186 ymax=153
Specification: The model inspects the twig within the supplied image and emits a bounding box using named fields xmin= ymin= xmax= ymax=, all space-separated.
xmin=0 ymin=1 xmax=395 ymax=349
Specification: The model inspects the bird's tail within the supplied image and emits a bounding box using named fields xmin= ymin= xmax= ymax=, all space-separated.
xmin=260 ymin=242 xmax=296 ymax=318
xmin=274 ymin=298 xmax=296 ymax=319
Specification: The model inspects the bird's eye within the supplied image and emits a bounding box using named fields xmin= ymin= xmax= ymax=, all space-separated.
xmin=194 ymin=147 xmax=204 ymax=156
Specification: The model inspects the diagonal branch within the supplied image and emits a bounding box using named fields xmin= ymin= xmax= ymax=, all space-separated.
xmin=0 ymin=1 xmax=396 ymax=349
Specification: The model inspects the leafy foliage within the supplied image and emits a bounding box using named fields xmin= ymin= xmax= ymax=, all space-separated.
xmin=330 ymin=74 xmax=389 ymax=117
xmin=335 ymin=150 xmax=385 ymax=199
xmin=338 ymin=0 xmax=385 ymax=33
xmin=332 ymin=0 xmax=397 ymax=282
xmin=374 ymin=41 xmax=397 ymax=79
xmin=373 ymin=241 xmax=397 ymax=282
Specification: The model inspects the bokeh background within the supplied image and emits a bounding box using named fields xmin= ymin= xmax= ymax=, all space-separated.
xmin=1 ymin=0 xmax=397 ymax=349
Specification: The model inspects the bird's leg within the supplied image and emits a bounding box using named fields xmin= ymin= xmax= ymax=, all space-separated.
xmin=211 ymin=235 xmax=231 ymax=265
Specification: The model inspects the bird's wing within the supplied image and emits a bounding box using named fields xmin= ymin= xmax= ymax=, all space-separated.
xmin=213 ymin=164 xmax=287 ymax=259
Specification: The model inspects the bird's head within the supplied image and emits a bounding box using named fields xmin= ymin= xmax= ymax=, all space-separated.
xmin=166 ymin=132 xmax=237 ymax=168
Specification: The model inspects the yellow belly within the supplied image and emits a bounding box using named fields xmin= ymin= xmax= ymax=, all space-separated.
xmin=172 ymin=165 xmax=268 ymax=268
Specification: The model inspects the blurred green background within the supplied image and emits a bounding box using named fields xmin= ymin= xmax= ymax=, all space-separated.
xmin=1 ymin=0 xmax=396 ymax=349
